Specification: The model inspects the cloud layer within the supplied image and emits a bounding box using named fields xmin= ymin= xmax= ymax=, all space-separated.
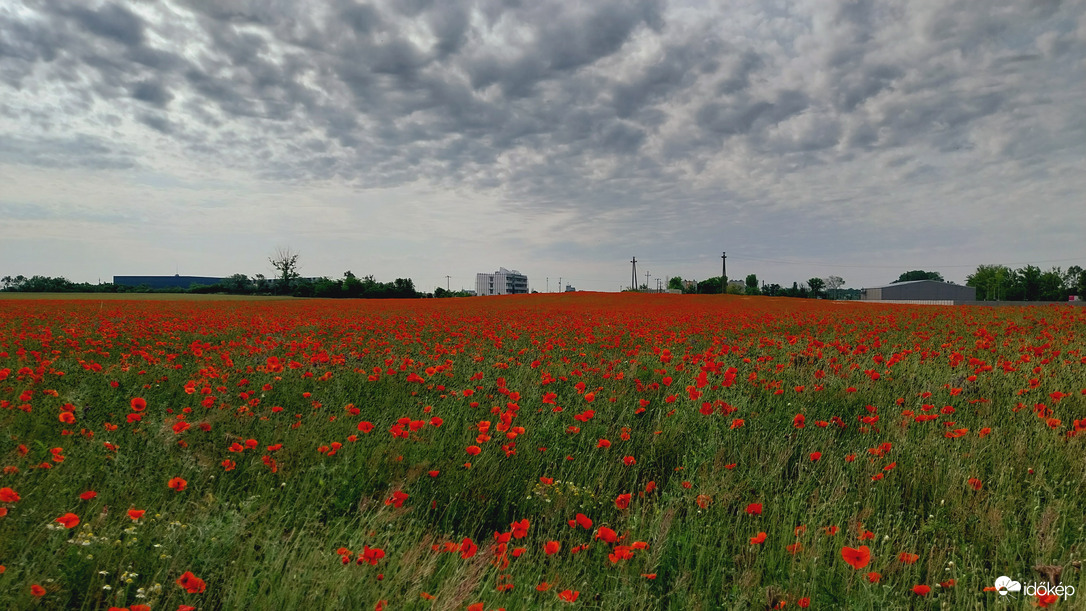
xmin=2 ymin=0 xmax=1084 ymax=289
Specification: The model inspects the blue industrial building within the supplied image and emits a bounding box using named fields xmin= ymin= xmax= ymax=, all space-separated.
xmin=113 ymin=275 xmax=224 ymax=289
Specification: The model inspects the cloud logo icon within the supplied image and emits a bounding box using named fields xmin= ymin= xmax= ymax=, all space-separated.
xmin=994 ymin=576 xmax=1022 ymax=596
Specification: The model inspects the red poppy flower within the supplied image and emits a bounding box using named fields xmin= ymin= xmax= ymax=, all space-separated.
xmin=558 ymin=589 xmax=579 ymax=602
xmin=614 ymin=493 xmax=631 ymax=509
xmin=0 ymin=487 xmax=21 ymax=502
xmin=130 ymin=398 xmax=147 ymax=412
xmin=128 ymin=509 xmax=145 ymax=520
xmin=899 ymin=552 xmax=919 ymax=564
xmin=362 ymin=545 xmax=386 ymax=565
xmin=596 ymin=526 xmax=618 ymax=543
xmin=56 ymin=512 xmax=80 ymax=529
xmin=1037 ymin=592 xmax=1059 ymax=607
xmin=385 ymin=491 xmax=409 ymax=508
xmin=750 ymin=532 xmax=767 ymax=545
xmin=841 ymin=546 xmax=871 ymax=569
xmin=544 ymin=541 xmax=561 ymax=555
xmin=168 ymin=477 xmax=187 ymax=491
xmin=912 ymin=585 xmax=931 ymax=596
xmin=809 ymin=452 xmax=822 ymax=461
xmin=745 ymin=503 xmax=762 ymax=516
xmin=459 ymin=537 xmax=478 ymax=559
xmin=176 ymin=571 xmax=206 ymax=594
xmin=31 ymin=584 xmax=46 ymax=597
xmin=866 ymin=571 xmax=881 ymax=583
xmin=511 ymin=519 xmax=529 ymax=539
xmin=466 ymin=445 xmax=481 ymax=456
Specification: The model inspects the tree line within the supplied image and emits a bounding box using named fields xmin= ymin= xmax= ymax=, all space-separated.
xmin=0 ymin=272 xmax=429 ymax=299
xmin=662 ymin=274 xmax=850 ymax=299
xmin=965 ymin=265 xmax=1085 ymax=301
xmin=658 ymin=265 xmax=1086 ymax=302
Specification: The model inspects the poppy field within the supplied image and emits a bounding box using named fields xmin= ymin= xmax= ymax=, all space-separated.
xmin=1 ymin=294 xmax=1084 ymax=610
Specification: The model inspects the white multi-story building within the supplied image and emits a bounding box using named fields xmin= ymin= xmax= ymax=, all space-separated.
xmin=476 ymin=267 xmax=529 ymax=296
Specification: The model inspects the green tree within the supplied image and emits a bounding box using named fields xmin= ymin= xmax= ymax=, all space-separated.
xmin=220 ymin=274 xmax=252 ymax=294
xmin=1038 ymin=268 xmax=1065 ymax=301
xmin=807 ymin=277 xmax=825 ymax=298
xmin=893 ymin=270 xmax=944 ymax=283
xmin=342 ymin=271 xmax=363 ymax=298
xmin=312 ymin=277 xmax=341 ymax=298
xmin=697 ymin=277 xmax=724 ymax=294
xmin=668 ymin=276 xmax=684 ymax=292
xmin=1068 ymin=266 xmax=1086 ymax=299
xmin=1010 ymin=265 xmax=1042 ymax=301
xmin=966 ymin=265 xmax=1013 ymax=301
xmin=744 ymin=274 xmax=760 ymax=295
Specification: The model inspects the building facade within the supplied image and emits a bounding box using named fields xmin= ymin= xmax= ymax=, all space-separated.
xmin=861 ymin=280 xmax=976 ymax=302
xmin=476 ymin=268 xmax=528 ymax=296
xmin=113 ymin=275 xmax=224 ymax=289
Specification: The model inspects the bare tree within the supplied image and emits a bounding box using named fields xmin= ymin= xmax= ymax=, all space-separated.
xmin=825 ymin=275 xmax=845 ymax=299
xmin=270 ymin=247 xmax=300 ymax=293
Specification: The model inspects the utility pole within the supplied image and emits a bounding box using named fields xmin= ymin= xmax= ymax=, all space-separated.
xmin=721 ymin=251 xmax=727 ymax=294
xmin=559 ymin=277 xmax=562 ymax=293
xmin=446 ymin=275 xmax=450 ymax=292
xmin=546 ymin=277 xmax=549 ymax=292
xmin=630 ymin=257 xmax=637 ymax=291
xmin=645 ymin=271 xmax=650 ymax=291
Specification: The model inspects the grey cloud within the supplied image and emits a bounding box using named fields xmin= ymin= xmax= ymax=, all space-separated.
xmin=138 ymin=113 xmax=174 ymax=134
xmin=130 ymin=80 xmax=172 ymax=107
xmin=428 ymin=4 xmax=471 ymax=56
xmin=64 ymin=3 xmax=146 ymax=48
xmin=0 ymin=0 xmax=1081 ymax=245
xmin=697 ymin=90 xmax=809 ymax=137
xmin=0 ymin=134 xmax=138 ymax=169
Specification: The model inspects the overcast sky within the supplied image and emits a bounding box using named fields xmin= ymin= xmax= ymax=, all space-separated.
xmin=2 ymin=0 xmax=1084 ymax=292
